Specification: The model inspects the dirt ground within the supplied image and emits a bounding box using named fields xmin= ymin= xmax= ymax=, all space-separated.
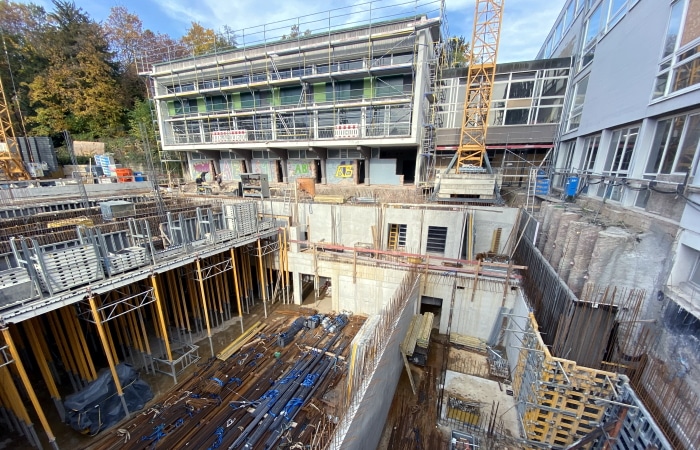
xmin=378 ymin=332 xmax=451 ymax=450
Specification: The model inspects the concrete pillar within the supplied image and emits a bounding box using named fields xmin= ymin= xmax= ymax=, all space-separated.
xmin=537 ymin=202 xmax=553 ymax=252
xmin=542 ymin=207 xmax=564 ymax=261
xmin=365 ymin=158 xmax=370 ymax=186
xmin=320 ymin=159 xmax=327 ymax=184
xmin=583 ymin=227 xmax=631 ymax=295
xmin=292 ymin=272 xmax=303 ymax=305
xmin=567 ymin=223 xmax=602 ymax=296
xmin=550 ymin=211 xmax=581 ymax=271
xmin=558 ymin=221 xmax=584 ymax=281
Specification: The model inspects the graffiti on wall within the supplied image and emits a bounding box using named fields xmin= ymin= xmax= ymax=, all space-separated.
xmin=287 ymin=159 xmax=314 ymax=180
xmin=251 ymin=160 xmax=273 ymax=180
xmin=190 ymin=161 xmax=212 ymax=180
xmin=335 ymin=161 xmax=353 ymax=178
xmin=327 ymin=160 xmax=356 ymax=184
xmin=219 ymin=159 xmax=244 ymax=181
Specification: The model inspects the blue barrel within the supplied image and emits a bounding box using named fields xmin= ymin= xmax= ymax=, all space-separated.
xmin=133 ymin=172 xmax=145 ymax=182
xmin=565 ymin=176 xmax=579 ymax=197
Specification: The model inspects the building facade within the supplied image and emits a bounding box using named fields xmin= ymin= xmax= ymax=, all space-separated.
xmin=538 ymin=1 xmax=700 ymax=446
xmin=144 ymin=16 xmax=441 ymax=186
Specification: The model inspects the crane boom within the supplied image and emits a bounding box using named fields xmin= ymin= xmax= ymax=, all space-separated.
xmin=456 ymin=0 xmax=504 ymax=173
xmin=0 ymin=75 xmax=31 ymax=181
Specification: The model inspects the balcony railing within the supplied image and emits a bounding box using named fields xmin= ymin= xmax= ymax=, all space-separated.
xmin=167 ymin=121 xmax=412 ymax=146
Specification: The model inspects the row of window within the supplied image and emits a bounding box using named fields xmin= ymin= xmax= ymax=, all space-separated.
xmin=388 ymin=223 xmax=447 ymax=254
xmin=165 ymin=76 xmax=412 ymax=117
xmin=579 ymin=0 xmax=638 ymax=70
xmin=165 ymin=104 xmax=413 ymax=145
xmin=440 ymin=68 xmax=569 ymax=128
xmin=653 ymin=0 xmax=700 ymax=99
xmin=541 ymin=0 xmax=586 ymax=58
xmin=559 ymin=110 xmax=700 ymax=203
xmin=158 ymin=53 xmax=414 ymax=95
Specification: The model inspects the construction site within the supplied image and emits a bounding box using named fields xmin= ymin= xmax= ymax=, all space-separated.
xmin=1 ymin=0 xmax=700 ymax=449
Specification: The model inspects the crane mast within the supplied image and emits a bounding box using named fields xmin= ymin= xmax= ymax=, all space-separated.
xmin=456 ymin=0 xmax=504 ymax=173
xmin=0 ymin=75 xmax=30 ymax=181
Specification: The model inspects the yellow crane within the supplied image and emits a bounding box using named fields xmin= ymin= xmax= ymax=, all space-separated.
xmin=0 ymin=75 xmax=31 ymax=181
xmin=455 ymin=0 xmax=504 ymax=173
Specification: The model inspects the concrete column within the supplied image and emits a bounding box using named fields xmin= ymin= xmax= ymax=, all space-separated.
xmin=537 ymin=202 xmax=553 ymax=252
xmin=542 ymin=207 xmax=564 ymax=261
xmin=365 ymin=158 xmax=370 ymax=186
xmin=558 ymin=221 xmax=584 ymax=281
xmin=320 ymin=159 xmax=327 ymax=184
xmin=293 ymin=272 xmax=303 ymax=305
xmin=550 ymin=211 xmax=581 ymax=271
xmin=567 ymin=224 xmax=602 ymax=296
xmin=584 ymin=227 xmax=632 ymax=293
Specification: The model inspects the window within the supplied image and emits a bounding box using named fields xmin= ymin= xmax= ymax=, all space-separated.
xmin=567 ymin=75 xmax=589 ymax=131
xmin=646 ymin=112 xmax=700 ymax=175
xmin=426 ymin=226 xmax=448 ymax=254
xmin=580 ymin=134 xmax=601 ymax=172
xmin=205 ymin=95 xmax=229 ymax=112
xmin=691 ymin=254 xmax=700 ymax=287
xmin=654 ymin=0 xmax=700 ymax=98
xmin=598 ymin=125 xmax=639 ymax=201
xmin=388 ymin=223 xmax=407 ymax=250
xmin=581 ymin=4 xmax=603 ymax=68
xmin=174 ymin=98 xmax=197 ymax=115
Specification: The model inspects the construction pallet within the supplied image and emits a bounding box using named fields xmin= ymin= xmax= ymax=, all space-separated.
xmin=105 ymin=247 xmax=148 ymax=275
xmin=34 ymin=244 xmax=104 ymax=293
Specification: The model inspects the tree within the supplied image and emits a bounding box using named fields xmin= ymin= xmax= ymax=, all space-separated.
xmin=282 ymin=24 xmax=311 ymax=40
xmin=445 ymin=36 xmax=470 ymax=68
xmin=26 ymin=1 xmax=125 ymax=138
xmin=0 ymin=1 xmax=50 ymax=134
xmin=181 ymin=22 xmax=228 ymax=56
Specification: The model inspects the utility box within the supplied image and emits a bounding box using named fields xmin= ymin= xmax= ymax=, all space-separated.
xmin=100 ymin=200 xmax=135 ymax=220
xmin=240 ymin=173 xmax=270 ymax=198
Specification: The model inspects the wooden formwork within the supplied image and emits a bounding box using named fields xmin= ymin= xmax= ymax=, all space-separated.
xmin=513 ymin=314 xmax=625 ymax=448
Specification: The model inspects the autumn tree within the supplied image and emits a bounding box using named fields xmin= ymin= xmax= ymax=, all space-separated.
xmin=27 ymin=1 xmax=125 ymax=138
xmin=181 ymin=22 xmax=229 ymax=56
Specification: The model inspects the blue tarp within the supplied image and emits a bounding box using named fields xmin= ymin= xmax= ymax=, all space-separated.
xmin=64 ymin=363 xmax=153 ymax=435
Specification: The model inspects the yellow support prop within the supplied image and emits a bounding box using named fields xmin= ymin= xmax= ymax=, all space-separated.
xmin=2 ymin=326 xmax=58 ymax=448
xmin=151 ymin=274 xmax=173 ymax=362
xmin=231 ymin=248 xmax=244 ymax=333
xmin=88 ymin=295 xmax=130 ymax=419
xmin=196 ymin=258 xmax=215 ymax=357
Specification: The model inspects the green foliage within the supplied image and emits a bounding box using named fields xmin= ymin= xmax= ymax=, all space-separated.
xmin=445 ymin=36 xmax=470 ymax=68
xmin=282 ymin=24 xmax=311 ymax=40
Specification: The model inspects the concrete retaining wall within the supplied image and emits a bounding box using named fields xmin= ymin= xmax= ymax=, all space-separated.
xmin=333 ymin=276 xmax=419 ymax=450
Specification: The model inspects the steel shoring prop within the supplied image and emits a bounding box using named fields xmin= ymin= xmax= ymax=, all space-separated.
xmin=195 ymin=257 xmax=215 ymax=357
xmin=230 ymin=248 xmax=245 ymax=334
xmin=257 ymin=238 xmax=268 ymax=319
xmin=76 ymin=288 xmax=156 ymax=324
xmin=183 ymin=255 xmax=233 ymax=281
xmin=2 ymin=325 xmax=59 ymax=450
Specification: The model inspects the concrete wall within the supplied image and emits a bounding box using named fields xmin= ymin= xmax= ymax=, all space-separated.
xmin=326 ymin=160 xmax=358 ymax=184
xmin=369 ymin=158 xmax=401 ymax=185
xmin=335 ymin=277 xmax=419 ymax=450
xmin=251 ymin=159 xmax=275 ymax=181
xmin=287 ymin=159 xmax=317 ymax=181
xmin=422 ymin=273 xmax=518 ymax=340
xmin=219 ymin=159 xmax=245 ymax=182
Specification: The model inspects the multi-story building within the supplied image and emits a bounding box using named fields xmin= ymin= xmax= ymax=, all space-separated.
xmin=142 ymin=15 xmax=441 ymax=187
xmin=534 ymin=0 xmax=700 ymax=446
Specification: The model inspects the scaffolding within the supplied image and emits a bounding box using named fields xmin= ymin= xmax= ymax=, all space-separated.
xmin=135 ymin=1 xmax=445 ymax=158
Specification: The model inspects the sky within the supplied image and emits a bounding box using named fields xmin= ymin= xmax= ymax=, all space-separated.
xmin=22 ymin=0 xmax=566 ymax=62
